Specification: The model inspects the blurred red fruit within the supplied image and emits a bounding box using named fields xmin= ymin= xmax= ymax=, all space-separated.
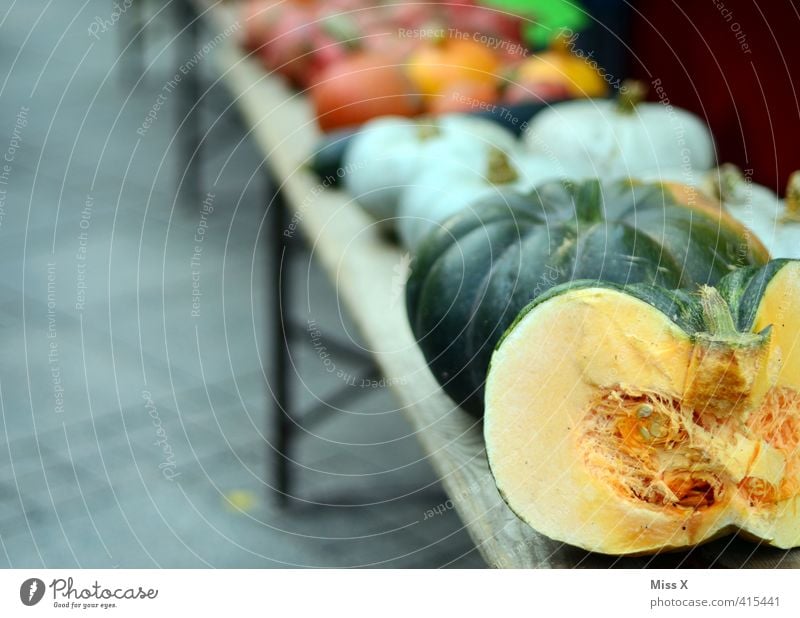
xmin=443 ymin=0 xmax=523 ymax=44
xmin=260 ymin=7 xmax=320 ymax=86
xmin=310 ymin=52 xmax=423 ymax=131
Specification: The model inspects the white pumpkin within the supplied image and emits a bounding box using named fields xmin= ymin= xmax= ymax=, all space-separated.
xmin=523 ymin=81 xmax=716 ymax=180
xmin=342 ymin=115 xmax=518 ymax=221
xmin=397 ymin=147 xmax=565 ymax=250
xmin=709 ymin=167 xmax=800 ymax=259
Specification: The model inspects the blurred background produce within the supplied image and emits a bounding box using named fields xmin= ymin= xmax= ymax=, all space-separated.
xmin=240 ymin=0 xmax=614 ymax=130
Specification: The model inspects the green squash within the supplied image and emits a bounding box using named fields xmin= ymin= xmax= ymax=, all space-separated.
xmin=406 ymin=178 xmax=771 ymax=416
xmin=485 ymin=259 xmax=800 ymax=554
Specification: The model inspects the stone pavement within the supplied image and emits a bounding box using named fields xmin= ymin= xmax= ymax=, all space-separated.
xmin=0 ymin=0 xmax=484 ymax=568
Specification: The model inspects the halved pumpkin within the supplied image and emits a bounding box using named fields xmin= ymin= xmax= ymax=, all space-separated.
xmin=485 ymin=259 xmax=800 ymax=555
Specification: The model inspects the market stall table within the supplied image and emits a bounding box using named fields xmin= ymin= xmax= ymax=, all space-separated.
xmin=179 ymin=0 xmax=800 ymax=569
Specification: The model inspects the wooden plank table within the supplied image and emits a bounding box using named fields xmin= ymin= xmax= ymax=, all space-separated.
xmin=190 ymin=0 xmax=800 ymax=569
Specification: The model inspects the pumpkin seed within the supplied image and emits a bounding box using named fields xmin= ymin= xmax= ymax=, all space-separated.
xmin=649 ymin=420 xmax=667 ymax=438
xmin=637 ymin=404 xmax=654 ymax=418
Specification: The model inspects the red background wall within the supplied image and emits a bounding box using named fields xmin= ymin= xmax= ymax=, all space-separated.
xmin=629 ymin=0 xmax=800 ymax=194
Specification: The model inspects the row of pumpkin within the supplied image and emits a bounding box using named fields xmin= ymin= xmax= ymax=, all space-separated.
xmin=316 ymin=83 xmax=800 ymax=556
xmin=336 ymin=82 xmax=800 ymax=256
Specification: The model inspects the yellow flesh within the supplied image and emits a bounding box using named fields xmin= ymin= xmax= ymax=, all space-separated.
xmin=485 ymin=263 xmax=800 ymax=555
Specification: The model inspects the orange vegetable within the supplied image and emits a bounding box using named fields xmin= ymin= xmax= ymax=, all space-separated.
xmin=310 ymin=53 xmax=422 ymax=132
xmin=514 ymin=32 xmax=608 ymax=98
xmin=406 ymin=38 xmax=501 ymax=99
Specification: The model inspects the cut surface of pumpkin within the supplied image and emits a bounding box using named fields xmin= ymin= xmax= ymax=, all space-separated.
xmin=485 ymin=260 xmax=800 ymax=555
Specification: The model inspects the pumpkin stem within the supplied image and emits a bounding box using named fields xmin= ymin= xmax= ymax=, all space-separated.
xmin=617 ymin=80 xmax=647 ymax=114
xmin=416 ymin=121 xmax=441 ymax=140
xmin=686 ymin=286 xmax=772 ymax=419
xmin=575 ymin=179 xmax=605 ymax=224
xmin=698 ymin=286 xmax=739 ymax=338
xmin=486 ymin=148 xmax=518 ymax=184
xmin=321 ymin=14 xmax=362 ymax=52
xmin=782 ymin=171 xmax=800 ymax=222
xmin=709 ymin=164 xmax=744 ymax=202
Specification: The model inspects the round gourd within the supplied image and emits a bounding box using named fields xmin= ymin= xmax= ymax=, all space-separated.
xmin=508 ymin=31 xmax=608 ymax=100
xmin=310 ymin=52 xmax=422 ymax=132
xmin=343 ymin=115 xmax=517 ymax=221
xmin=396 ymin=148 xmax=564 ymax=250
xmin=406 ymin=178 xmax=770 ymax=416
xmin=486 ymin=259 xmax=800 ymax=555
xmin=523 ymin=82 xmax=715 ymax=179
xmin=709 ymin=167 xmax=800 ymax=259
xmin=406 ymin=38 xmax=501 ymax=100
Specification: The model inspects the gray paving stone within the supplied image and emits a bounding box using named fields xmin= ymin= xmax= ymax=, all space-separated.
xmin=0 ymin=0 xmax=484 ymax=569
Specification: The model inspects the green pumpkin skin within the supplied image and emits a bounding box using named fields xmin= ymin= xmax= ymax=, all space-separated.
xmin=501 ymin=258 xmax=796 ymax=344
xmin=406 ymin=178 xmax=770 ymax=416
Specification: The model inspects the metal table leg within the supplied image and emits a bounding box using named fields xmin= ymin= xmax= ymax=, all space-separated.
xmin=119 ymin=0 xmax=145 ymax=80
xmin=265 ymin=175 xmax=382 ymax=506
xmin=182 ymin=0 xmax=386 ymax=508
xmin=176 ymin=0 xmax=202 ymax=209
xmin=267 ymin=174 xmax=291 ymax=506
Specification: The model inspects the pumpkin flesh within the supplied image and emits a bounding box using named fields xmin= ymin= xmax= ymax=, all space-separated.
xmin=485 ymin=261 xmax=800 ymax=554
